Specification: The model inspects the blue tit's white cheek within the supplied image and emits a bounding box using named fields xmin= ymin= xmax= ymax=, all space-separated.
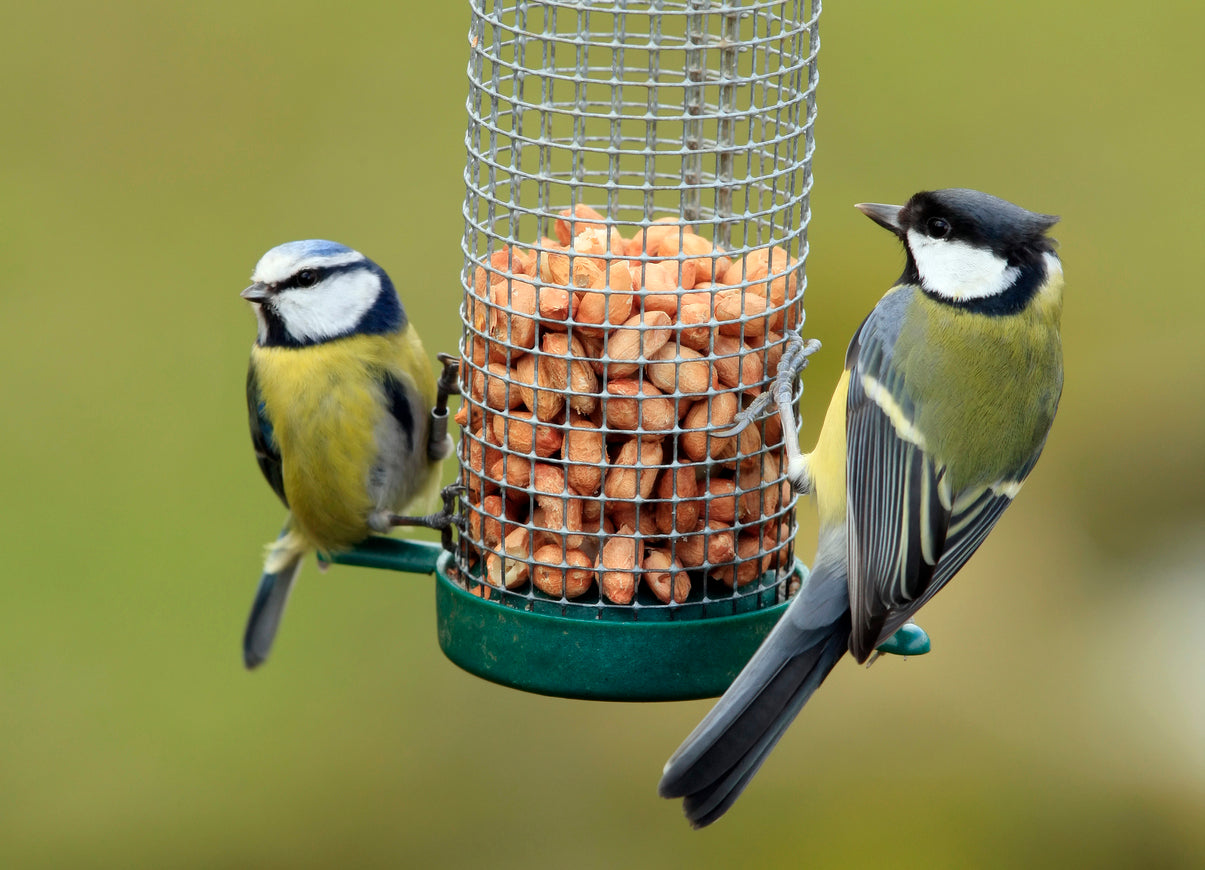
xmin=274 ymin=269 xmax=381 ymax=343
xmin=906 ymin=229 xmax=1019 ymax=301
xmin=250 ymin=303 xmax=270 ymax=344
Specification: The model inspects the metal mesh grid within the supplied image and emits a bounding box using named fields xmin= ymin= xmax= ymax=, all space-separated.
xmin=455 ymin=0 xmax=819 ymax=620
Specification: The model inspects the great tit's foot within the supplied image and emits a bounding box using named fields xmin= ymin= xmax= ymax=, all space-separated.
xmin=716 ymin=392 xmax=774 ymax=438
xmin=771 ymin=333 xmax=821 ymax=405
xmin=719 ymin=333 xmax=821 ymax=440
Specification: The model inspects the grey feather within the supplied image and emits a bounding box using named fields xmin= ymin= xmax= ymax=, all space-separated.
xmin=659 ymin=528 xmax=851 ymax=827
xmin=243 ymin=526 xmax=302 ymax=670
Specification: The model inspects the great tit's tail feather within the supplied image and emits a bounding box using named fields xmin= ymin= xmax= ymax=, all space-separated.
xmin=659 ymin=559 xmax=850 ymax=827
xmin=244 ymin=527 xmax=308 ymax=670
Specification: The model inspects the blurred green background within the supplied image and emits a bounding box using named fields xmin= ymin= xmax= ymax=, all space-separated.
xmin=3 ymin=1 xmax=1203 ymax=867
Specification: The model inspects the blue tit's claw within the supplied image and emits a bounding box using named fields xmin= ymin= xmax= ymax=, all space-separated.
xmin=429 ymin=353 xmax=463 ymax=460
xmin=388 ymin=510 xmax=458 ymax=531
xmin=389 ymin=484 xmax=466 ymax=550
xmin=436 ymin=352 xmax=462 ymax=401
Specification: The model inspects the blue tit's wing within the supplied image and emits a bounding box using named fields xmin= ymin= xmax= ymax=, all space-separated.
xmin=246 ymin=363 xmax=287 ymax=507
xmin=379 ymin=370 xmax=417 ymax=454
xmin=843 ymin=290 xmax=953 ymax=662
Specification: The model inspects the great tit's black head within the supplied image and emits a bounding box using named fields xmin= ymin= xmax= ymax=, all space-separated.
xmin=856 ymin=189 xmax=1060 ymax=310
xmin=241 ymin=240 xmax=404 ymax=347
xmin=898 ymin=189 xmax=1059 ymax=256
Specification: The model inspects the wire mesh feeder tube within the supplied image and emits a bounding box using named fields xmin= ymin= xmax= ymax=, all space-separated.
xmin=446 ymin=0 xmax=821 ymax=701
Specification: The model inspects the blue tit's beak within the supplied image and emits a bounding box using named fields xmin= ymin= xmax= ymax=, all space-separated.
xmin=241 ymin=282 xmax=271 ymax=303
xmin=855 ymin=202 xmax=904 ymax=235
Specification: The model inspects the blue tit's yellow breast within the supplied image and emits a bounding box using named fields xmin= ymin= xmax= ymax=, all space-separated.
xmin=250 ymin=330 xmax=431 ymax=552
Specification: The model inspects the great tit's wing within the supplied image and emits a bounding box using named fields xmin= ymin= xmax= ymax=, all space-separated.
xmin=843 ymin=290 xmax=1044 ymax=661
xmin=842 ymin=289 xmax=956 ymax=662
xmin=246 ymin=363 xmax=287 ymax=507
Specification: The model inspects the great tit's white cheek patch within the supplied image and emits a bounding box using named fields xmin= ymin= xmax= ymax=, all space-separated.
xmin=907 ymin=230 xmax=1019 ymax=302
xmin=276 ymin=270 xmax=381 ymax=343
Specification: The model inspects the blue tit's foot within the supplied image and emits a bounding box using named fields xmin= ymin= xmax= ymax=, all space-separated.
xmin=436 ymin=352 xmax=462 ymax=402
xmin=427 ymin=352 xmax=462 ymax=461
xmin=387 ymin=485 xmax=466 ymax=550
xmin=866 ymin=622 xmax=932 ymax=666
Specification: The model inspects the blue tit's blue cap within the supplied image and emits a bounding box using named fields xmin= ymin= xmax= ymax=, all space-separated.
xmin=253 ymin=240 xmax=366 ymax=284
xmin=267 ymin=239 xmax=357 ymax=259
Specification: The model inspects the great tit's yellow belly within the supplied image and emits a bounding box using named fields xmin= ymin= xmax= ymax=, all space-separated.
xmin=251 ymin=332 xmax=432 ymax=553
xmin=808 ymin=369 xmax=850 ymax=526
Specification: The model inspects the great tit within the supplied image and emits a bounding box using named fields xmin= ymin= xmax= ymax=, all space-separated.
xmin=659 ymin=188 xmax=1064 ymax=826
xmin=240 ymin=240 xmax=455 ymax=669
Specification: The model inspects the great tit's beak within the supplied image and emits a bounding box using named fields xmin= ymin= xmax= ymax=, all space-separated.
xmin=241 ymin=282 xmax=271 ymax=303
xmin=855 ymin=202 xmax=904 ymax=235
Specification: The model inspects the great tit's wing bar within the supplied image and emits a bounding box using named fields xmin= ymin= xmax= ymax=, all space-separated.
xmin=246 ymin=363 xmax=287 ymax=507
xmin=844 ymin=362 xmax=949 ymax=662
xmin=871 ymin=481 xmax=1021 ymax=647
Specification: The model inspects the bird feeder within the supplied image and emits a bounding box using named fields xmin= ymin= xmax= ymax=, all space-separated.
xmin=433 ymin=0 xmax=823 ymax=702
xmin=325 ymin=0 xmax=929 ymax=697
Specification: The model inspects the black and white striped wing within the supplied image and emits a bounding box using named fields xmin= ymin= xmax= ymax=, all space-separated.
xmin=844 ymin=340 xmax=950 ymax=663
xmin=843 ymin=312 xmax=1033 ymax=662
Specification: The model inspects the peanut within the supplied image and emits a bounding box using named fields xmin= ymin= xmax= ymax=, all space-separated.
xmin=603 ymin=379 xmax=675 ymax=432
xmin=460 ymin=206 xmax=802 ymax=606
xmin=645 ymin=344 xmax=710 ymax=395
xmin=601 ymin=310 xmax=673 ymax=377
xmin=642 ymin=549 xmax=690 ymax=604
xmin=600 ymin=525 xmax=643 ymax=604
xmin=532 ymin=545 xmax=596 ymax=599
xmin=604 ymin=438 xmax=664 ymax=501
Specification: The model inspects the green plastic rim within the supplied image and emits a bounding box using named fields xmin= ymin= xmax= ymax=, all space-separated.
xmin=327 ymin=538 xmax=928 ymax=699
xmin=435 ymin=550 xmax=806 ymax=702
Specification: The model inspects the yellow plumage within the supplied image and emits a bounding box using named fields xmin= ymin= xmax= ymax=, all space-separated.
xmin=806 ymin=368 xmax=850 ymax=527
xmin=250 ymin=328 xmax=438 ymax=553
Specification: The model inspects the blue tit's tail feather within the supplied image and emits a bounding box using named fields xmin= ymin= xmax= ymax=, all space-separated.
xmin=659 ymin=558 xmax=850 ymax=828
xmin=243 ymin=526 xmax=308 ymax=670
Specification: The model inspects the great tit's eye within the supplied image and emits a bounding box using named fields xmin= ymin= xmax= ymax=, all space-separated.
xmin=926 ymin=217 xmax=951 ymax=239
xmin=295 ymin=269 xmax=319 ymax=288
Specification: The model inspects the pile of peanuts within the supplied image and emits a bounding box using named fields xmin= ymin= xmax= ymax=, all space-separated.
xmin=456 ymin=205 xmax=799 ymax=605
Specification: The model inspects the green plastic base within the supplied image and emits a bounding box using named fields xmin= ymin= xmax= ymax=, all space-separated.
xmin=326 ymin=538 xmax=928 ymax=701
xmin=434 ymin=552 xmax=805 ymax=702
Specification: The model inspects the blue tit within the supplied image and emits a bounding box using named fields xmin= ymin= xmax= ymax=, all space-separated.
xmin=240 ymin=240 xmax=454 ymax=669
xmin=660 ymin=189 xmax=1064 ymax=826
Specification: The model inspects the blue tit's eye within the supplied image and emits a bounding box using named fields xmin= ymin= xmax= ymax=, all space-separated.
xmin=295 ymin=269 xmax=319 ymax=288
xmin=926 ymin=217 xmax=951 ymax=239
